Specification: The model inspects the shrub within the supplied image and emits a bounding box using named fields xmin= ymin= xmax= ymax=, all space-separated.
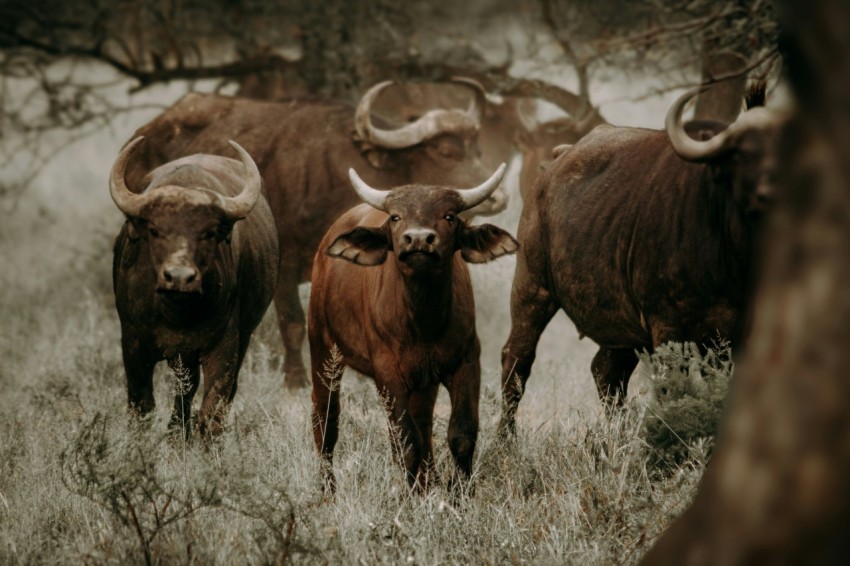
xmin=60 ymin=413 xmax=322 ymax=565
xmin=638 ymin=341 xmax=734 ymax=474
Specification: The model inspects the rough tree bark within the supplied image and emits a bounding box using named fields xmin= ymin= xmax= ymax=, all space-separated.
xmin=693 ymin=51 xmax=747 ymax=122
xmin=642 ymin=0 xmax=850 ymax=564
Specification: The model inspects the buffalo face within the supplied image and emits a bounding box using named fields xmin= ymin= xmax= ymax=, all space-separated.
xmin=110 ymin=137 xmax=263 ymax=298
xmin=722 ymin=124 xmax=779 ymax=220
xmin=130 ymin=194 xmax=232 ymax=295
xmin=667 ymin=86 xmax=785 ymax=222
xmin=328 ymin=165 xmax=518 ymax=272
xmin=386 ymin=187 xmax=480 ymax=275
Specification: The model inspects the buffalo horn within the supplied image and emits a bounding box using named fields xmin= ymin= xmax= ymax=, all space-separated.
xmin=457 ymin=163 xmax=507 ymax=211
xmin=348 ymin=168 xmax=389 ymax=211
xmin=450 ymin=76 xmax=489 ymax=123
xmin=665 ymin=86 xmax=734 ymax=162
xmin=219 ymin=140 xmax=262 ymax=219
xmin=109 ymin=136 xmax=147 ymax=217
xmin=354 ymin=80 xmax=480 ymax=150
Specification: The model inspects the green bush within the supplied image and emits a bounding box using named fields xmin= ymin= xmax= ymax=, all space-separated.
xmin=639 ymin=341 xmax=734 ymax=475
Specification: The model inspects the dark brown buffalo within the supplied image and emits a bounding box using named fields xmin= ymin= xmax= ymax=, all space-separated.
xmin=111 ymin=138 xmax=278 ymax=437
xmin=309 ymin=164 xmax=518 ymax=492
xmin=239 ymin=71 xmax=617 ymax=211
xmin=125 ymin=79 xmax=506 ymax=390
xmin=498 ymin=85 xmax=782 ymax=434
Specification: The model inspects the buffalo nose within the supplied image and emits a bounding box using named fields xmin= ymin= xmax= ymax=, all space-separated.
xmin=402 ymin=228 xmax=437 ymax=247
xmin=163 ymin=266 xmax=198 ymax=287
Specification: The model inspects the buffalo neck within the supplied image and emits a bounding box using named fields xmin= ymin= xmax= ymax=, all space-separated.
xmin=398 ymin=262 xmax=454 ymax=341
xmin=705 ymin=165 xmax=758 ymax=279
xmin=154 ymin=292 xmax=217 ymax=328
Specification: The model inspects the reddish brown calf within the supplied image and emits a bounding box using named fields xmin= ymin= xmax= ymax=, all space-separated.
xmin=309 ymin=165 xmax=517 ymax=493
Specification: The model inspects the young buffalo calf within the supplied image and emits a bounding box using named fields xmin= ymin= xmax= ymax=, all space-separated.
xmin=309 ymin=164 xmax=518 ymax=492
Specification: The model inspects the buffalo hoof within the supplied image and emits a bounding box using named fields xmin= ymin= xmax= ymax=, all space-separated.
xmin=126 ymin=406 xmax=156 ymax=432
xmin=284 ymin=368 xmax=310 ymax=390
xmin=447 ymin=472 xmax=475 ymax=502
xmin=167 ymin=413 xmax=196 ymax=442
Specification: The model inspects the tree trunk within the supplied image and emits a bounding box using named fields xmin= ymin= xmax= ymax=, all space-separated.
xmin=693 ymin=51 xmax=747 ymax=123
xmin=642 ymin=1 xmax=850 ymax=564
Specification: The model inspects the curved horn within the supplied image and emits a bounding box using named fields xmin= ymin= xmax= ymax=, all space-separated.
xmin=219 ymin=140 xmax=262 ymax=219
xmin=355 ymin=80 xmax=480 ymax=150
xmin=354 ymin=80 xmax=394 ymax=145
xmin=666 ymin=86 xmax=734 ymax=162
xmin=348 ymin=168 xmax=388 ymax=211
xmin=457 ymin=163 xmax=507 ymax=211
xmin=450 ymin=76 xmax=490 ymax=122
xmin=109 ymin=136 xmax=148 ymax=217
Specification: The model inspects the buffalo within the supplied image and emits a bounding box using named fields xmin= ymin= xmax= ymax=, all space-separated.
xmin=111 ymin=137 xmax=279 ymax=437
xmin=125 ymin=79 xmax=507 ymax=390
xmin=498 ymin=84 xmax=781 ymax=434
xmin=309 ymin=164 xmax=518 ymax=492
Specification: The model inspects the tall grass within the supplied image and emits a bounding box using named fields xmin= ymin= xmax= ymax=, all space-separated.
xmin=0 ymin=281 xmax=713 ymax=564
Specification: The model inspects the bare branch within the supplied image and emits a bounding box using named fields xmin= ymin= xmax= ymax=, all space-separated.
xmin=592 ymin=5 xmax=747 ymax=56
xmin=700 ymin=47 xmax=780 ymax=88
xmin=540 ymin=0 xmax=591 ymax=104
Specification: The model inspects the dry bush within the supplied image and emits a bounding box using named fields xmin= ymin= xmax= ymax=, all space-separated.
xmin=638 ymin=341 xmax=733 ymax=475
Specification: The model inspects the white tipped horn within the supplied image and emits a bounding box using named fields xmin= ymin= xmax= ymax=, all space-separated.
xmin=109 ymin=136 xmax=148 ymax=217
xmin=666 ymin=86 xmax=734 ymax=162
xmin=456 ymin=163 xmax=507 ymax=211
xmin=218 ymin=140 xmax=262 ymax=219
xmin=348 ymin=168 xmax=388 ymax=211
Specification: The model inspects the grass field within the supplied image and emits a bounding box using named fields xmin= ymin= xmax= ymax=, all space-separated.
xmin=0 ymin=117 xmax=710 ymax=564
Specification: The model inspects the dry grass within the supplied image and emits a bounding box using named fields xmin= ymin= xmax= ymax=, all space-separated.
xmin=0 ymin=206 xmax=708 ymax=566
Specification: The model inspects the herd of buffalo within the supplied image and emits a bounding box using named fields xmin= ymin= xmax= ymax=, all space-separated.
xmin=108 ymin=76 xmax=781 ymax=491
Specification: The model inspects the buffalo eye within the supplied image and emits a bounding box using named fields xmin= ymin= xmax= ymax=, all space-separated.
xmin=201 ymin=229 xmax=217 ymax=241
xmin=148 ymin=227 xmax=160 ymax=238
xmin=390 ymin=214 xmax=401 ymax=223
xmin=432 ymin=138 xmax=464 ymax=160
xmin=444 ymin=213 xmax=456 ymax=223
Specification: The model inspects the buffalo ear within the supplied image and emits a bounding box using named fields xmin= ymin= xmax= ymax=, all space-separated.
xmin=459 ymin=224 xmax=519 ymax=263
xmin=327 ymin=226 xmax=390 ymax=266
xmin=126 ymin=218 xmax=143 ymax=241
xmin=219 ymin=220 xmax=235 ymax=243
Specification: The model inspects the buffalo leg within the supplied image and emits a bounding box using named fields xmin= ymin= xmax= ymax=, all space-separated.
xmin=375 ymin=380 xmax=422 ymax=490
xmin=274 ymin=265 xmax=309 ymax=390
xmin=310 ymin=343 xmax=342 ymax=493
xmin=121 ymin=332 xmax=157 ymax=418
xmin=498 ymin=273 xmax=558 ymax=436
xmin=197 ymin=337 xmax=244 ymax=438
xmin=167 ymin=354 xmax=201 ymax=438
xmin=408 ymin=385 xmax=440 ymax=491
xmin=591 ymin=347 xmax=639 ymax=410
xmin=445 ymin=355 xmax=481 ymax=492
